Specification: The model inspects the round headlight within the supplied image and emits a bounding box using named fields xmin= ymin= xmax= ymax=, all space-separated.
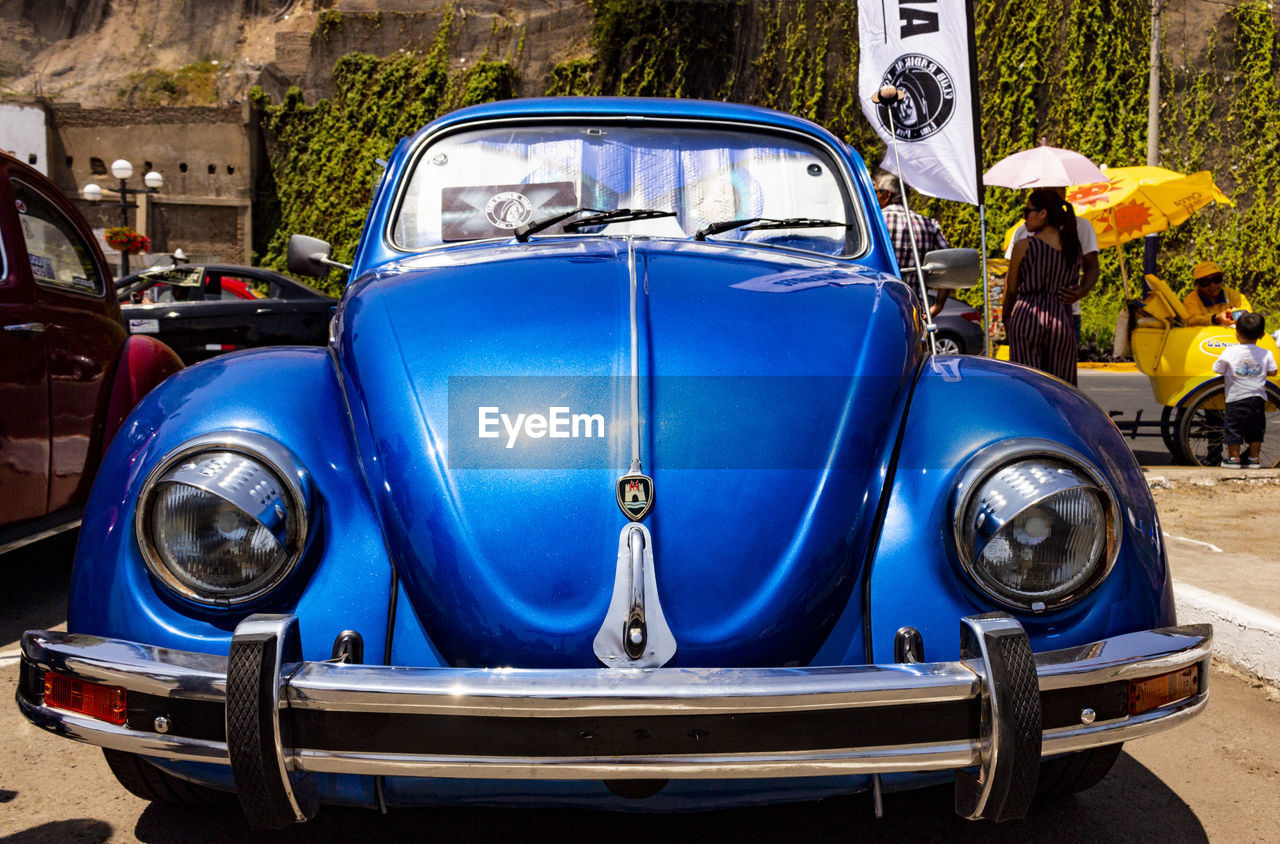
xmin=137 ymin=433 xmax=310 ymax=604
xmin=953 ymin=441 xmax=1118 ymax=612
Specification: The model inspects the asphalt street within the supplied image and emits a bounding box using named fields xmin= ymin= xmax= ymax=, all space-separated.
xmin=1076 ymin=368 xmax=1174 ymax=465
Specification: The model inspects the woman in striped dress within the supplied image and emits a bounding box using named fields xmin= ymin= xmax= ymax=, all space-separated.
xmin=1002 ymin=188 xmax=1084 ymax=385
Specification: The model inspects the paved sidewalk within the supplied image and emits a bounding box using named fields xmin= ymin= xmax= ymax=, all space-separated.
xmin=1142 ymin=466 xmax=1280 ymax=686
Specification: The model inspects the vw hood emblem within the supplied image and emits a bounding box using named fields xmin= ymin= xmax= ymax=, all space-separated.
xmin=616 ymin=472 xmax=654 ymax=521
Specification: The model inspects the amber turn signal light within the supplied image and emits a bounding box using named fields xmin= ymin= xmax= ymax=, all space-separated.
xmin=1128 ymin=665 xmax=1200 ymax=716
xmin=42 ymin=671 xmax=127 ymax=725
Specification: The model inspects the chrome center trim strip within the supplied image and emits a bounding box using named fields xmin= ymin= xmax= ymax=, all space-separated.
xmin=627 ymin=236 xmax=641 ymax=468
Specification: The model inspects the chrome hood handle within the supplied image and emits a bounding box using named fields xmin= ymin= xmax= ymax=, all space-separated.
xmin=594 ymin=524 xmax=677 ymax=668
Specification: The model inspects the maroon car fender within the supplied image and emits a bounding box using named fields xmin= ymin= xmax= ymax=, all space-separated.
xmin=102 ymin=335 xmax=184 ymax=448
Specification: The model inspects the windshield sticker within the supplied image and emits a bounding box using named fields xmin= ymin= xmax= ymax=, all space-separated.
xmin=442 ymin=182 xmax=576 ymax=241
xmin=29 ymin=254 xmax=55 ymax=281
xmin=70 ymin=276 xmax=94 ymax=290
xmin=15 ymin=199 xmax=27 ymax=214
xmin=128 ymin=319 xmax=160 ymax=334
xmin=485 ymin=192 xmax=534 ymax=229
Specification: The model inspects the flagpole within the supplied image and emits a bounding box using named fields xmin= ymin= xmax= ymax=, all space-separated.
xmin=979 ymin=206 xmax=990 ymax=355
xmin=964 ymin=0 xmax=990 ymax=356
xmin=881 ymin=92 xmax=938 ymax=356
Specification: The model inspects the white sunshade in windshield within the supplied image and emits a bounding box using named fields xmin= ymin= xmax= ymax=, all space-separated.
xmin=392 ymin=125 xmax=860 ymax=256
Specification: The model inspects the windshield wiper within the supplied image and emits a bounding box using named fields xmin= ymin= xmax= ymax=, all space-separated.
xmin=515 ymin=207 xmax=676 ymax=242
xmin=563 ymin=208 xmax=676 ymax=232
xmin=515 ymin=207 xmax=599 ymax=242
xmin=693 ymin=217 xmax=849 ymax=241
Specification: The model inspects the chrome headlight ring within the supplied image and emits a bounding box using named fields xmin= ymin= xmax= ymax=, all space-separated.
xmin=951 ymin=439 xmax=1120 ymax=613
xmin=135 ymin=431 xmax=312 ymax=606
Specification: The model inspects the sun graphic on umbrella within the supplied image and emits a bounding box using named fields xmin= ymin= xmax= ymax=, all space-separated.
xmin=1112 ymin=200 xmax=1154 ymax=234
xmin=1066 ymin=180 xmax=1116 ymax=207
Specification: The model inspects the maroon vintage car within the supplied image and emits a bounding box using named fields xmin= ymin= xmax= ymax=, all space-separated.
xmin=0 ymin=152 xmax=182 ymax=554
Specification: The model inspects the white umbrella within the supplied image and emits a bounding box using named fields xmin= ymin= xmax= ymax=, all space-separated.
xmin=984 ymin=144 xmax=1107 ymax=189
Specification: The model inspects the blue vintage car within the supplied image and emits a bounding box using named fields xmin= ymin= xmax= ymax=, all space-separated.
xmin=18 ymin=98 xmax=1209 ymax=828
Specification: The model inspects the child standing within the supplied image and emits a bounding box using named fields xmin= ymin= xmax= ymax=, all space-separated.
xmin=1213 ymin=312 xmax=1277 ymax=467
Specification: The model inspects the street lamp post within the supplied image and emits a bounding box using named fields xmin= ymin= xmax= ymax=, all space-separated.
xmin=83 ymin=159 xmax=163 ymax=277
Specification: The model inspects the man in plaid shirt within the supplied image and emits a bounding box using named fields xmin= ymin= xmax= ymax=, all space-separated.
xmin=874 ymin=171 xmax=949 ymax=317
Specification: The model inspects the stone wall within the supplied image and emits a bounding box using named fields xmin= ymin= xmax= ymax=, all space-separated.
xmin=39 ymin=101 xmax=254 ymax=265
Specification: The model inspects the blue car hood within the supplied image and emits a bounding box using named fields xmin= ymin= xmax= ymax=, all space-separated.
xmin=338 ymin=239 xmax=919 ymax=667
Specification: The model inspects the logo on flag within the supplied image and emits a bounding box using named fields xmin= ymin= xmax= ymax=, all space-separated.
xmin=876 ymin=54 xmax=956 ymax=141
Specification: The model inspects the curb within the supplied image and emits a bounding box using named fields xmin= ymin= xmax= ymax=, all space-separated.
xmin=1173 ymin=581 xmax=1280 ymax=687
xmin=1144 ymin=469 xmax=1280 ymax=487
xmin=1078 ymin=361 xmax=1140 ymax=371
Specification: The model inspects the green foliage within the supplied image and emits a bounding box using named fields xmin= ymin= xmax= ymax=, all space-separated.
xmin=254 ymin=9 xmax=518 ymax=292
xmin=1154 ymin=1 xmax=1280 ymax=337
xmin=256 ymin=0 xmax=1280 ymax=334
xmin=579 ymin=0 xmax=746 ymax=97
xmin=747 ymin=1 xmax=879 ymax=152
xmin=116 ymin=61 xmax=221 ymax=106
xmin=317 ymin=10 xmax=343 ymax=39
xmin=547 ymin=59 xmax=596 ymax=96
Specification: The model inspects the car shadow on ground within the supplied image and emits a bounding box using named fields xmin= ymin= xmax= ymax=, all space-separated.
xmin=1 ymin=819 xmax=114 ymax=843
xmin=1 ymin=531 xmax=76 ymax=646
xmin=128 ymin=753 xmax=1206 ymax=843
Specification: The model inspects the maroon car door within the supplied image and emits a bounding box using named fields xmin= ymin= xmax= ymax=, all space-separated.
xmin=11 ymin=173 xmax=124 ymax=513
xmin=0 ymin=165 xmax=51 ymax=525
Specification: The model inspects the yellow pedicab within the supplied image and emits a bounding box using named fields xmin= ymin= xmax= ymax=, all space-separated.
xmin=1129 ymin=273 xmax=1280 ymax=466
xmin=1073 ymin=166 xmax=1278 ymax=465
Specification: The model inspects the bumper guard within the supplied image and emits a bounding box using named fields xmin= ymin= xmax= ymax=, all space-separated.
xmin=16 ymin=614 xmax=1210 ymax=828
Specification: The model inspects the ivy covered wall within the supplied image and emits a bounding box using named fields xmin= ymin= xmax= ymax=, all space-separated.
xmin=252 ymin=8 xmax=517 ymax=283
xmin=255 ymin=0 xmax=1280 ymax=347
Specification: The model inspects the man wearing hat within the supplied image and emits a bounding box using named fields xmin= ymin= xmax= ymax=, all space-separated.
xmin=1184 ymin=261 xmax=1252 ymax=327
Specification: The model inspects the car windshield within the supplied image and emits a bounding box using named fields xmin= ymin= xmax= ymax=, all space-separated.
xmin=391 ymin=124 xmax=865 ymax=257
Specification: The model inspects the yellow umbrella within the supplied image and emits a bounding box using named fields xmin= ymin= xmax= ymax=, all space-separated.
xmin=1002 ymin=166 xmax=1233 ymax=294
xmin=1064 ymin=166 xmax=1233 ymax=249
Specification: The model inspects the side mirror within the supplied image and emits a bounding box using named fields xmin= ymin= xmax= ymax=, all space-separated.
xmin=287 ymin=234 xmax=352 ymax=277
xmin=903 ymin=248 xmax=981 ymax=289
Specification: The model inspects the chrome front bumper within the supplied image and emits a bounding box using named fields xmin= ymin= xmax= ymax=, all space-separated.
xmin=17 ymin=614 xmax=1210 ymax=828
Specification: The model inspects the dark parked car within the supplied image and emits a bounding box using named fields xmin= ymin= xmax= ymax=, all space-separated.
xmin=0 ymin=152 xmax=182 ymax=555
xmin=18 ymin=99 xmax=1208 ymax=828
xmin=932 ymin=294 xmax=986 ymax=354
xmin=116 ymin=264 xmax=335 ymax=363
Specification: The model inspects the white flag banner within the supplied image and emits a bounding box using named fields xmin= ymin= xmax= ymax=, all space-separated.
xmin=858 ymin=0 xmax=981 ymax=205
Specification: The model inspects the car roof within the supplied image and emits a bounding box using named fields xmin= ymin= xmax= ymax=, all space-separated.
xmin=411 ymin=97 xmax=846 ymax=148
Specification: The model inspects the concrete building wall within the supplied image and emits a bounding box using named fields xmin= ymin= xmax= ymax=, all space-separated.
xmin=41 ymin=103 xmax=253 ymax=269
xmin=0 ymin=103 xmax=48 ymax=174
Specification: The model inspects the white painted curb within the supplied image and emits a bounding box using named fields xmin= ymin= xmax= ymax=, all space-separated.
xmin=1174 ymin=580 xmax=1280 ymax=687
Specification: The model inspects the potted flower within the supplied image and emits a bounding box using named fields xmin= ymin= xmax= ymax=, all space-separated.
xmin=105 ymin=226 xmax=151 ymax=254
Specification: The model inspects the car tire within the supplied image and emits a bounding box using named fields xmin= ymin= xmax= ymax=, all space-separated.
xmin=1035 ymin=743 xmax=1123 ymax=796
xmin=933 ymin=331 xmax=965 ymax=355
xmin=103 ymin=748 xmax=230 ymax=805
